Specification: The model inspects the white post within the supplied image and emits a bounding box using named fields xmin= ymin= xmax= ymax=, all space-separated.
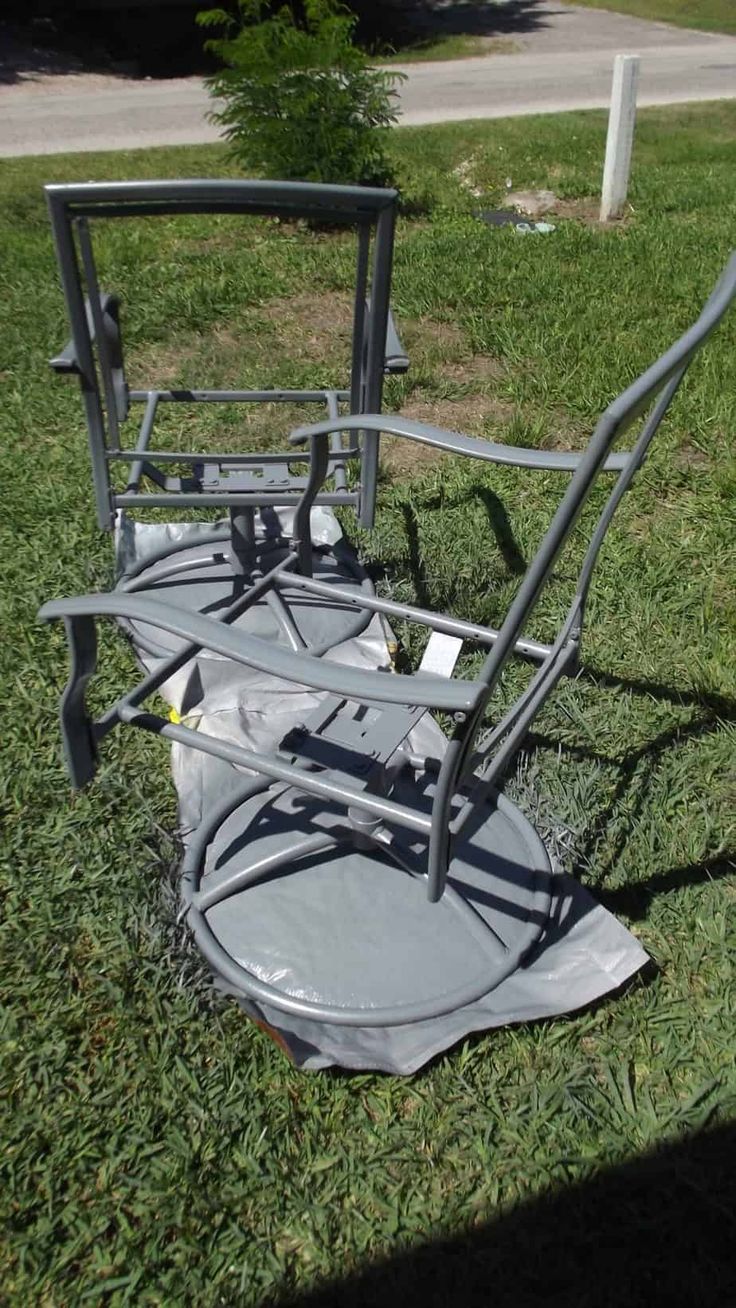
xmin=600 ymin=54 xmax=640 ymax=222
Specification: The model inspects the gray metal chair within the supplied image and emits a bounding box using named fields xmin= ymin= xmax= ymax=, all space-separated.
xmin=40 ymin=254 xmax=736 ymax=1028
xmin=46 ymin=179 xmax=408 ymax=659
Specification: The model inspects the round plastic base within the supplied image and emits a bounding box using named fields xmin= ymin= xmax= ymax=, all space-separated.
xmin=182 ymin=780 xmax=554 ymax=1027
xmin=118 ymin=539 xmax=373 ymax=660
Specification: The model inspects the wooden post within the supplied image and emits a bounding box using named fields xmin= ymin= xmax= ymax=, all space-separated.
xmin=600 ymin=54 xmax=640 ymax=222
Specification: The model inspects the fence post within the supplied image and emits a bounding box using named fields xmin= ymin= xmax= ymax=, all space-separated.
xmin=600 ymin=54 xmax=640 ymax=222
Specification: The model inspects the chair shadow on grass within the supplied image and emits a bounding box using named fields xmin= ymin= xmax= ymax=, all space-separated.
xmin=390 ymin=484 xmax=525 ymax=611
xmin=275 ymin=1121 xmax=736 ymax=1308
xmin=522 ymin=670 xmax=736 ymax=919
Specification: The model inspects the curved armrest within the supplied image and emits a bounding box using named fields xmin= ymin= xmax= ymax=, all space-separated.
xmin=39 ymin=593 xmax=482 ymax=714
xmin=290 ymin=413 xmax=630 ymax=473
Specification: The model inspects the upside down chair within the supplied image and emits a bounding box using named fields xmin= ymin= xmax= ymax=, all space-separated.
xmin=46 ymin=179 xmax=409 ymax=661
xmin=40 ymin=251 xmax=736 ymax=1062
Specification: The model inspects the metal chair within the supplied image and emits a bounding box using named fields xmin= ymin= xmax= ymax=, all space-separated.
xmin=46 ymin=179 xmax=408 ymax=659
xmin=40 ymin=254 xmax=736 ymax=1028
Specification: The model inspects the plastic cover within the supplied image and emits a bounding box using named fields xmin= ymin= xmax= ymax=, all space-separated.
xmin=117 ymin=510 xmax=648 ymax=1073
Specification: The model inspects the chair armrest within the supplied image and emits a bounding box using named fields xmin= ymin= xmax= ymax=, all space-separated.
xmin=39 ymin=593 xmax=483 ymax=714
xmin=290 ymin=413 xmax=630 ymax=473
xmin=49 ymin=339 xmax=81 ymax=374
xmin=48 ymin=291 xmax=120 ymax=373
xmin=365 ymin=297 xmax=410 ymax=375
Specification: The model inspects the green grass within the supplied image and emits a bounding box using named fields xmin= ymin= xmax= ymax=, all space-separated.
xmin=1 ymin=102 xmax=736 ymax=1305
xmin=377 ymin=34 xmax=520 ymax=64
xmin=568 ymin=0 xmax=736 ymax=36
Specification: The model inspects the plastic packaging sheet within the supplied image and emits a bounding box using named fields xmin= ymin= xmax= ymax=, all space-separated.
xmin=117 ymin=511 xmax=649 ymax=1074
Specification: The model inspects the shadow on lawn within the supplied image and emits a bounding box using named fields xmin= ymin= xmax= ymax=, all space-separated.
xmin=275 ymin=1122 xmax=736 ymax=1307
xmin=395 ymin=483 xmax=525 ymax=611
xmin=539 ymin=671 xmax=735 ymax=901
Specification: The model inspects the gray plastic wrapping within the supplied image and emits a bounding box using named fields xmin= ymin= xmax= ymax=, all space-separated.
xmin=115 ymin=510 xmax=648 ymax=1074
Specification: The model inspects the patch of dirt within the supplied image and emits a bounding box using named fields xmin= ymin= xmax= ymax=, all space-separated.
xmin=127 ymin=327 xmax=239 ymax=387
xmin=675 ymin=443 xmax=713 ymax=472
xmin=506 ymin=188 xmax=558 ymax=217
xmin=380 ymin=433 xmax=441 ymax=478
xmin=401 ymin=394 xmax=512 ymax=430
xmin=381 ymin=392 xmax=514 ymax=478
xmin=130 ymin=300 xmax=507 ymax=393
xmin=505 ymin=188 xmax=620 ymax=228
xmin=260 ymin=289 xmax=355 ymax=345
xmin=402 ymin=317 xmax=468 ymax=358
xmin=442 ymin=354 xmax=505 ymax=384
xmin=538 ymin=411 xmax=591 ymax=451
xmin=551 ymin=197 xmax=609 ymax=225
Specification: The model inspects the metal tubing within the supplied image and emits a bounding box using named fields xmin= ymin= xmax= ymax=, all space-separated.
xmin=127 ymin=388 xmax=340 ymax=405
xmin=121 ymin=552 xmax=224 ymax=594
xmin=229 ymin=506 xmax=258 ymax=575
xmin=58 ymin=616 xmax=99 ymax=789
xmin=426 ymin=728 xmax=469 ymax=903
xmin=574 ymin=362 xmax=689 ymax=633
xmin=77 ymin=218 xmax=121 ymax=452
xmin=326 ymin=390 xmax=347 ymax=492
xmin=292 ymin=416 xmax=330 ymax=575
xmin=45 ymin=179 xmax=398 ymax=216
xmin=96 ymin=554 xmax=298 ymax=735
xmin=350 ymin=224 xmax=371 ymax=415
xmin=359 ymin=204 xmax=395 ymax=527
xmin=451 ymin=643 xmax=577 ymax=837
xmin=110 ymin=446 xmax=360 ymax=466
xmin=65 ymin=202 xmax=392 ymax=225
xmin=45 ymin=192 xmax=113 ymax=529
xmin=125 ymin=391 xmax=159 ymax=491
xmin=119 ymin=706 xmax=433 ymax=836
xmin=290 ymin=414 xmax=630 ymax=474
xmin=195 ymin=832 xmax=341 ymax=911
xmin=114 ymin=491 xmax=358 ymax=509
xmin=41 ymin=593 xmax=482 ymax=711
xmin=264 ymin=589 xmax=307 ymax=651
xmin=467 ymin=639 xmax=577 ymax=774
xmin=280 ymin=570 xmax=551 ymax=661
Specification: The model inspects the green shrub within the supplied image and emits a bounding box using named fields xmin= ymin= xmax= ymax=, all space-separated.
xmin=198 ymin=0 xmax=404 ymax=187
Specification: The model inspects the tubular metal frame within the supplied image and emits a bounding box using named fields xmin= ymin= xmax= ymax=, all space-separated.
xmin=45 ymin=178 xmax=404 ymax=532
xmin=41 ymin=254 xmax=736 ymax=928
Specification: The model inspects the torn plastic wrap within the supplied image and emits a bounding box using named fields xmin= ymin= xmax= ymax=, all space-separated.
xmin=115 ymin=509 xmax=649 ymax=1075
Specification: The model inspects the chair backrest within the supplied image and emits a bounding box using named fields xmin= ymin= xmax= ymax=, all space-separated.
xmin=46 ymin=179 xmax=399 ymax=531
xmin=474 ymin=251 xmax=736 ymax=712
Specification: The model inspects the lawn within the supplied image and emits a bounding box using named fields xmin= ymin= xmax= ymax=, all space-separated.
xmin=375 ymin=0 xmax=736 ymax=60
xmin=569 ymin=0 xmax=736 ymax=37
xmin=377 ymin=34 xmax=521 ymax=63
xmin=1 ymin=102 xmax=735 ymax=1305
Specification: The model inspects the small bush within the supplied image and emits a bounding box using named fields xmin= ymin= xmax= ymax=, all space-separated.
xmin=198 ymin=0 xmax=404 ymax=188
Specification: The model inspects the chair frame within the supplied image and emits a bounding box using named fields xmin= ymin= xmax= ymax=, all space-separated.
xmin=40 ymin=254 xmax=736 ymax=1021
xmin=46 ymin=178 xmax=407 ymax=534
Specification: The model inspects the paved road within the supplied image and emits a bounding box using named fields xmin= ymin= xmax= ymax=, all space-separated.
xmin=1 ymin=3 xmax=735 ymax=157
